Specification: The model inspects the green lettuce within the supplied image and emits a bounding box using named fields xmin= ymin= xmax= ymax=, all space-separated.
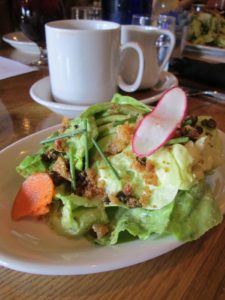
xmin=96 ymin=181 xmax=222 ymax=245
xmin=95 ymin=202 xmax=174 ymax=245
xmin=16 ymin=153 xmax=46 ymax=177
xmin=111 ymin=93 xmax=151 ymax=114
xmin=167 ymin=181 xmax=222 ymax=241
xmin=48 ymin=193 xmax=108 ymax=237
xmin=47 ymin=181 xmax=222 ymax=245
xmin=16 ymin=94 xmax=150 ymax=178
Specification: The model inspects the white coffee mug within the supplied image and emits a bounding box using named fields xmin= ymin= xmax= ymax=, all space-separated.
xmin=120 ymin=25 xmax=175 ymax=90
xmin=45 ymin=20 xmax=144 ymax=105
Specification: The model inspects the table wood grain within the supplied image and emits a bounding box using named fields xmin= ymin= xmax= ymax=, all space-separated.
xmin=0 ymin=46 xmax=225 ymax=300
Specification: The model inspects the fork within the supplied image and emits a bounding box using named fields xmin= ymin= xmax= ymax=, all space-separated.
xmin=184 ymin=87 xmax=225 ymax=102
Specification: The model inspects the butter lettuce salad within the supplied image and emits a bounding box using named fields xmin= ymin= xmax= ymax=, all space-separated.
xmin=13 ymin=94 xmax=223 ymax=245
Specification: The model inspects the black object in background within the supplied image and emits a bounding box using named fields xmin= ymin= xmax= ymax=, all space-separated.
xmin=19 ymin=0 xmax=65 ymax=45
xmin=0 ymin=0 xmax=14 ymax=35
xmin=101 ymin=0 xmax=152 ymax=24
xmin=169 ymin=57 xmax=225 ymax=88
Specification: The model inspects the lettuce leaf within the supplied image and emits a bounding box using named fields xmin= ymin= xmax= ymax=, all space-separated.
xmin=167 ymin=181 xmax=222 ymax=241
xmin=111 ymin=93 xmax=151 ymax=114
xmin=98 ymin=181 xmax=222 ymax=245
xmin=47 ymin=193 xmax=108 ymax=237
xmin=47 ymin=181 xmax=222 ymax=245
xmin=95 ymin=202 xmax=174 ymax=245
xmin=16 ymin=153 xmax=46 ymax=177
xmin=16 ymin=94 xmax=149 ymax=178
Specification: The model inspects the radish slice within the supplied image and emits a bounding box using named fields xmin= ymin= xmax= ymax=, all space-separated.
xmin=132 ymin=87 xmax=187 ymax=157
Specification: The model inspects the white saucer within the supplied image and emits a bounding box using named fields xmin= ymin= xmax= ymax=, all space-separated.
xmin=141 ymin=71 xmax=178 ymax=104
xmin=2 ymin=32 xmax=40 ymax=55
xmin=30 ymin=71 xmax=178 ymax=118
xmin=30 ymin=77 xmax=89 ymax=118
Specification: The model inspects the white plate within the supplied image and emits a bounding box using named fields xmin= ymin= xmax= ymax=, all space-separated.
xmin=29 ymin=72 xmax=178 ymax=118
xmin=2 ymin=32 xmax=40 ymax=55
xmin=0 ymin=126 xmax=225 ymax=275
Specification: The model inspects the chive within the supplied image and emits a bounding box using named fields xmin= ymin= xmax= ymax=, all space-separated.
xmin=91 ymin=138 xmax=121 ymax=180
xmin=166 ymin=136 xmax=190 ymax=145
xmin=84 ymin=119 xmax=89 ymax=169
xmin=112 ymin=116 xmax=137 ymax=127
xmin=40 ymin=128 xmax=85 ymax=144
xmin=69 ymin=144 xmax=76 ymax=191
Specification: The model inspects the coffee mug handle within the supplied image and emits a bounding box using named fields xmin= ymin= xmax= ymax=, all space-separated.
xmin=158 ymin=29 xmax=175 ymax=72
xmin=118 ymin=42 xmax=144 ymax=92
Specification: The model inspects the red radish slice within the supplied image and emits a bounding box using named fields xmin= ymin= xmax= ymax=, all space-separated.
xmin=132 ymin=87 xmax=187 ymax=157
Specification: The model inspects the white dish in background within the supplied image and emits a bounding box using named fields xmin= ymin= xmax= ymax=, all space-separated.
xmin=184 ymin=42 xmax=225 ymax=58
xmin=0 ymin=127 xmax=225 ymax=275
xmin=29 ymin=71 xmax=178 ymax=118
xmin=2 ymin=32 xmax=40 ymax=55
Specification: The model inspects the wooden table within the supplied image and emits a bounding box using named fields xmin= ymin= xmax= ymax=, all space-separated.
xmin=1 ymin=46 xmax=225 ymax=300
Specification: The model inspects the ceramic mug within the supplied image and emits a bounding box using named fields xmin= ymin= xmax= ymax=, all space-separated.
xmin=45 ymin=20 xmax=144 ymax=106
xmin=120 ymin=25 xmax=175 ymax=90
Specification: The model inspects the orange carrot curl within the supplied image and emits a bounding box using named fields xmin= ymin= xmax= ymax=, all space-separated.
xmin=11 ymin=173 xmax=54 ymax=221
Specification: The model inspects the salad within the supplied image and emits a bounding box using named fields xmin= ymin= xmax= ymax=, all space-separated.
xmin=11 ymin=92 xmax=223 ymax=246
xmin=187 ymin=9 xmax=225 ymax=48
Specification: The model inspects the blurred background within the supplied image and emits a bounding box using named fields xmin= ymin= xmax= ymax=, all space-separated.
xmin=1 ymin=0 xmax=225 ymax=56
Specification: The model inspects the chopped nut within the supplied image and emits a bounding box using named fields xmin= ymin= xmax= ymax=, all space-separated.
xmin=196 ymin=126 xmax=203 ymax=134
xmin=126 ymin=197 xmax=142 ymax=208
xmin=136 ymin=156 xmax=146 ymax=166
xmin=132 ymin=159 xmax=146 ymax=172
xmin=106 ymin=123 xmax=135 ymax=155
xmin=146 ymin=160 xmax=155 ymax=172
xmin=116 ymin=123 xmax=135 ymax=142
xmin=201 ymin=118 xmax=217 ymax=129
xmin=143 ymin=173 xmax=159 ymax=186
xmin=54 ymin=139 xmax=65 ymax=152
xmin=49 ymin=171 xmax=67 ymax=186
xmin=83 ymin=169 xmax=104 ymax=198
xmin=116 ymin=191 xmax=127 ymax=203
xmin=103 ymin=196 xmax=110 ymax=205
xmin=92 ymin=224 xmax=109 ymax=239
xmin=139 ymin=189 xmax=152 ymax=208
xmin=52 ymin=156 xmax=70 ymax=180
xmin=60 ymin=117 xmax=70 ymax=131
xmin=186 ymin=127 xmax=201 ymax=141
xmin=41 ymin=150 xmax=59 ymax=163
xmin=106 ymin=139 xmax=125 ymax=155
xmin=109 ymin=194 xmax=120 ymax=205
xmin=180 ymin=126 xmax=189 ymax=136
xmin=183 ymin=115 xmax=198 ymax=126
